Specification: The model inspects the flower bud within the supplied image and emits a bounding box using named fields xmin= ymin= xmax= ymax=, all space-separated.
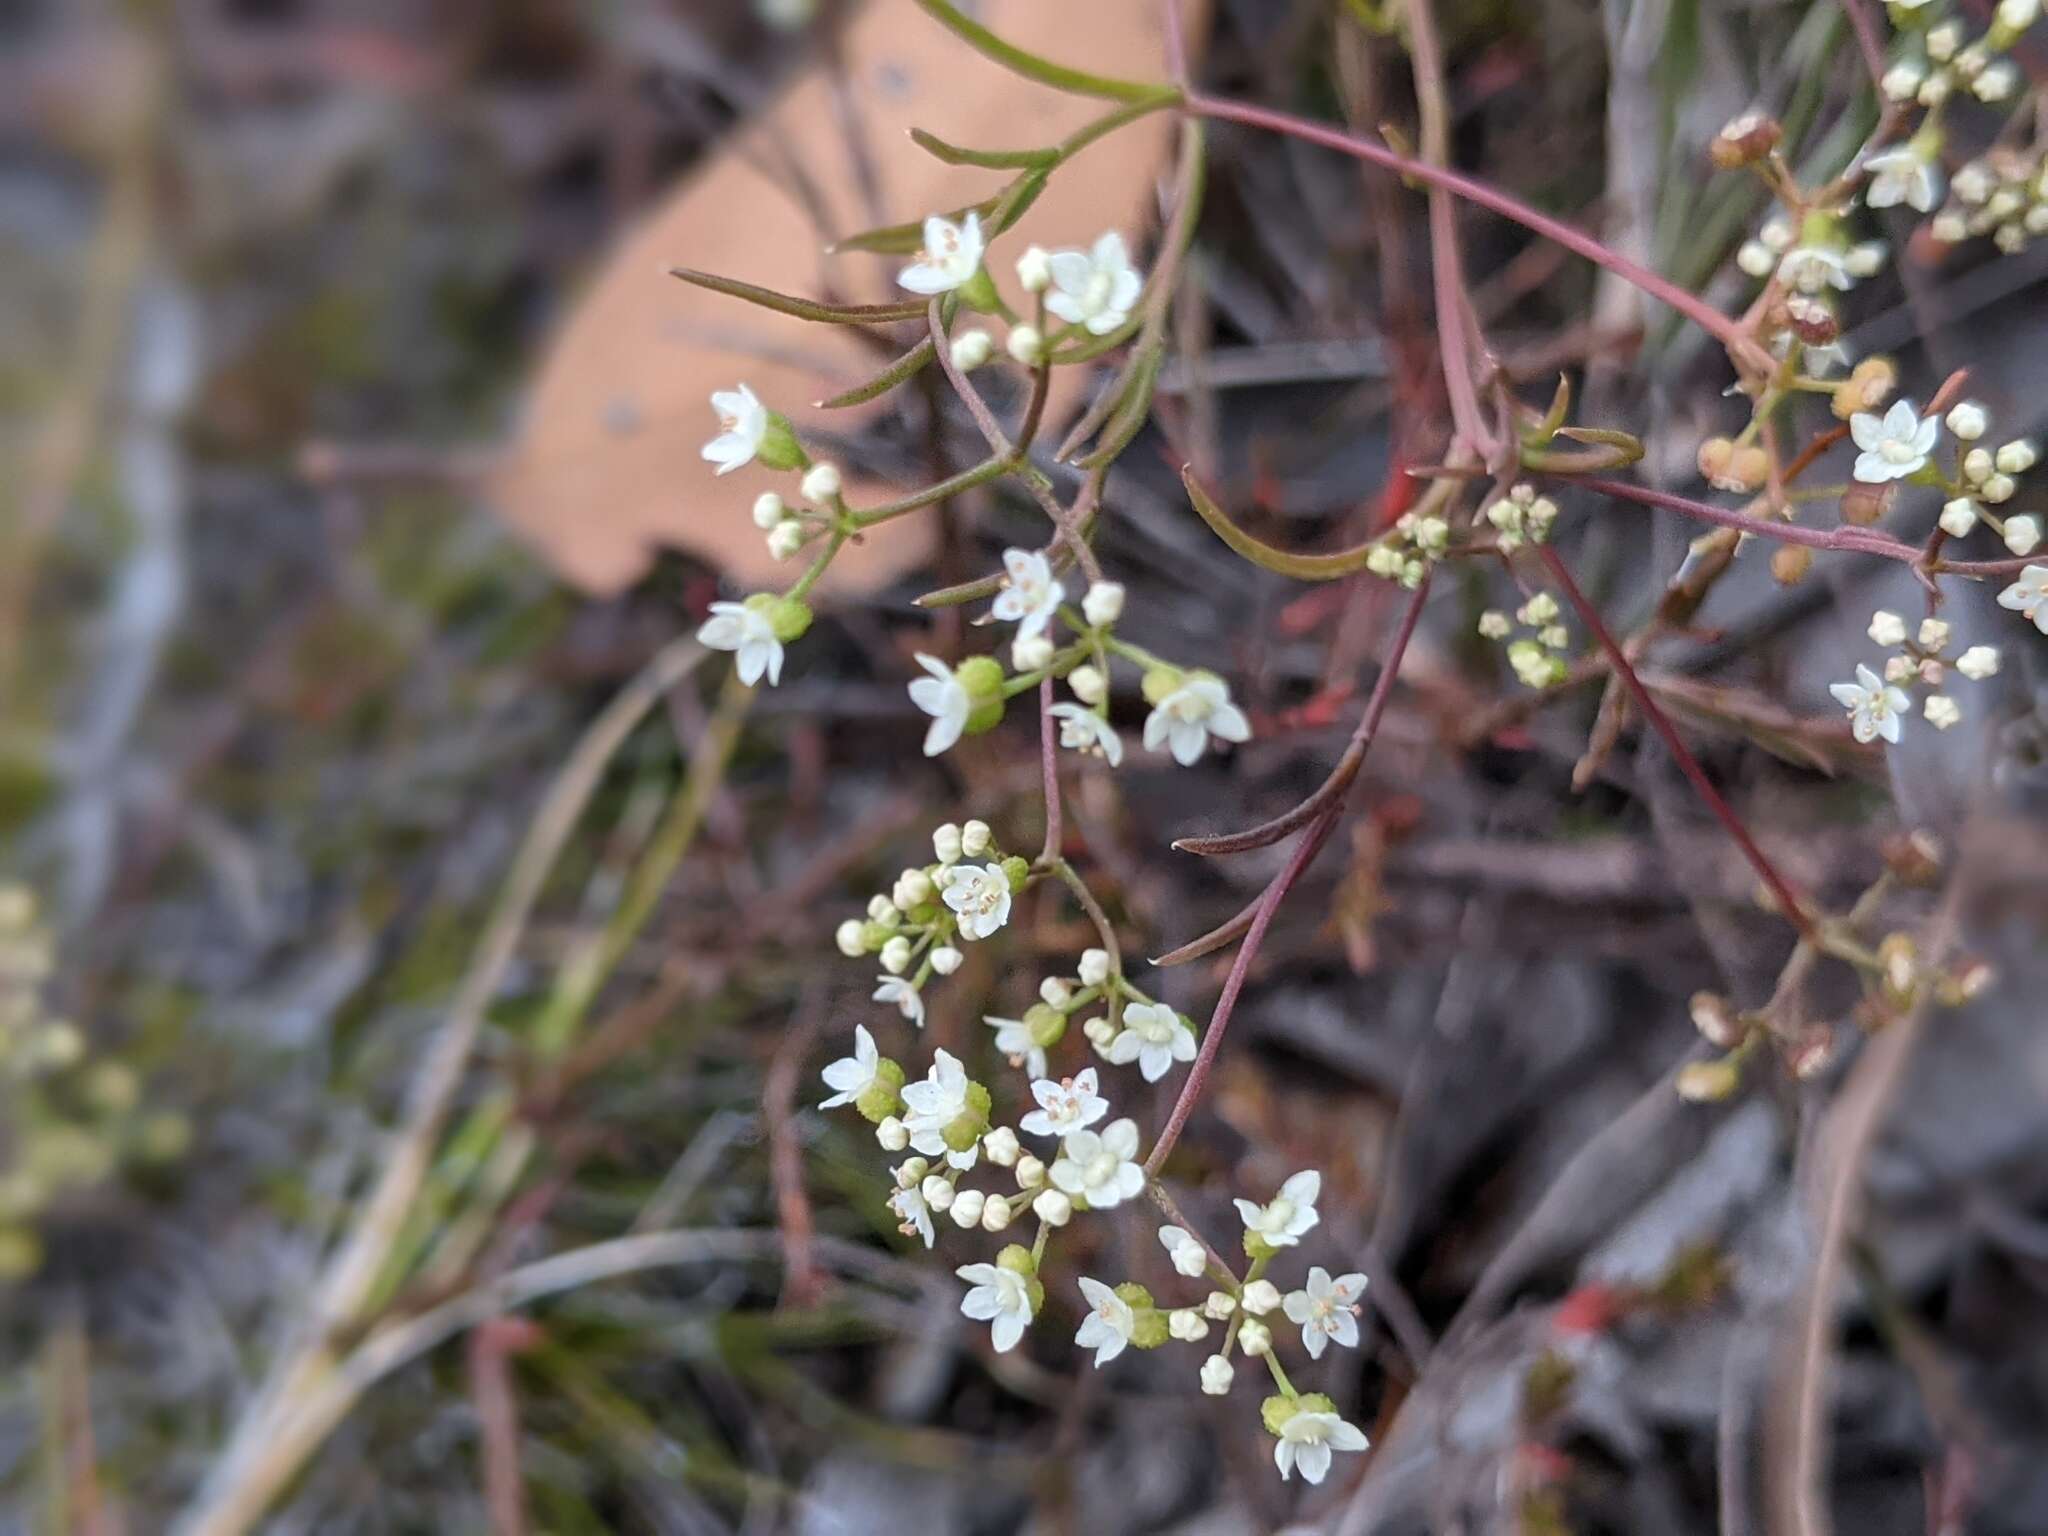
xmin=1946 ymin=402 xmax=1989 ymax=441
xmin=855 ymin=1060 xmax=906 ymax=1123
xmin=879 ymin=936 xmax=912 ymax=976
xmin=1078 ymin=948 xmax=1111 ymax=988
xmin=1068 ymin=664 xmax=1106 ymax=705
xmin=893 ymin=868 xmax=934 ymax=911
xmin=766 ymin=520 xmax=806 ymax=561
xmin=1981 ymin=474 xmax=2017 ymax=505
xmin=877 ymin=1115 xmax=910 ymax=1152
xmin=752 ymin=491 xmax=786 ymax=530
xmin=1237 ymin=1319 xmax=1272 ymax=1356
xmin=1939 ymin=498 xmax=1979 ymax=537
xmin=1170 ymin=1308 xmax=1209 ymax=1341
xmin=800 ymin=461 xmax=842 ymax=503
xmin=930 ymin=945 xmax=964 ymax=976
xmin=1016 ymin=246 xmax=1052 ymax=293
xmin=1964 ymin=448 xmax=1995 ymax=483
xmin=1839 ymin=480 xmax=1892 ymax=526
xmin=1203 ymin=1290 xmax=1237 ymax=1320
xmin=1006 ymin=325 xmax=1044 ymax=367
xmin=1867 ymin=610 xmax=1908 ymax=647
xmin=1924 ymin=694 xmax=1961 ymax=730
xmin=1677 ymin=1057 xmax=1742 ymax=1103
xmin=1031 ymin=1188 xmax=1073 ymax=1226
xmin=1918 ymin=617 xmax=1951 ymax=651
xmin=1000 ymin=855 xmax=1031 ymax=893
xmin=1241 ymin=1280 xmax=1282 ymax=1315
xmin=1081 ymin=1016 xmax=1114 ymax=1049
xmin=1689 ymin=991 xmax=1745 ymax=1049
xmin=949 ymin=328 xmax=993 ymax=372
xmin=1015 ymin=1155 xmax=1046 ymax=1190
xmin=1710 ymin=111 xmax=1782 ymax=170
xmin=1011 ymin=633 xmax=1055 ymax=672
xmin=981 ymin=1193 xmax=1014 ymax=1231
xmin=747 ymin=592 xmax=812 ymax=643
xmin=961 ymin=820 xmax=993 ymax=858
xmin=835 ymin=918 xmax=868 ymax=958
xmin=932 ymin=823 xmax=963 ymax=865
xmin=1771 ymin=544 xmax=1812 ymax=585
xmin=895 ymin=1157 xmax=929 ymax=1188
xmin=1881 ymin=829 xmax=1943 ymax=887
xmin=921 ymin=1174 xmax=954 ymax=1212
xmin=1995 ymin=440 xmax=2037 ymax=475
xmin=1878 ymin=932 xmax=1918 ymax=1007
xmin=1832 ymin=357 xmax=1896 ymax=420
xmin=2002 ymin=515 xmax=2041 ymax=555
xmin=1200 ymin=1354 xmax=1234 ymax=1395
xmin=1023 ymin=1002 xmax=1067 ymax=1051
xmin=1082 ymin=581 xmax=1126 ymax=627
xmin=1955 ymin=645 xmax=1999 ymax=681
xmin=950 ymin=1189 xmax=986 ymax=1228
xmin=982 ymin=1126 xmax=1020 ymax=1166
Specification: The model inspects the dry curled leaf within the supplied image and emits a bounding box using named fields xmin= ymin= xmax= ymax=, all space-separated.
xmin=494 ymin=0 xmax=1199 ymax=597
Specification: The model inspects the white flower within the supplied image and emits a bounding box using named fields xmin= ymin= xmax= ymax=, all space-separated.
xmin=1777 ymin=247 xmax=1851 ymax=294
xmin=1143 ymin=674 xmax=1252 ymax=766
xmin=697 ymin=601 xmax=783 ymax=686
xmin=990 ymin=548 xmax=1065 ymax=642
xmin=1865 ymin=145 xmax=1943 ymax=213
xmin=1997 ymin=565 xmax=2048 ymax=632
xmin=889 ymin=1182 xmax=934 ymax=1247
xmin=942 ymin=862 xmax=1012 ymax=941
xmin=985 ymin=1013 xmax=1048 ymax=1080
xmin=908 ymin=653 xmax=972 ymax=757
xmin=873 ymin=974 xmax=926 ymax=1029
xmin=1956 ymin=645 xmax=2000 ymax=680
xmin=1049 ymin=703 xmax=1124 ymax=766
xmin=1283 ymin=1267 xmax=1368 ymax=1360
xmin=1020 ymin=1068 xmax=1108 ymax=1139
xmin=1924 ymin=694 xmax=1962 ymax=729
xmin=956 ymin=1261 xmax=1034 ymax=1351
xmin=1045 ymin=232 xmax=1144 ymax=336
xmin=1273 ymin=1410 xmax=1369 ymax=1484
xmin=1830 ymin=663 xmax=1911 ymax=745
xmin=1200 ymin=1354 xmax=1234 ymax=1395
xmin=1867 ymin=610 xmax=1908 ymax=647
xmin=1074 ymin=1277 xmax=1135 ymax=1366
xmin=1105 ymin=1001 xmax=1196 ymax=1083
xmin=901 ymin=1048 xmax=972 ymax=1159
xmin=1049 ymin=1117 xmax=1145 ymax=1209
xmin=898 ymin=212 xmax=985 ymax=296
xmin=702 ymin=384 xmax=767 ymax=474
xmin=1849 ymin=400 xmax=1938 ymax=484
xmin=1234 ymin=1169 xmax=1322 ymax=1249
xmin=820 ymin=1024 xmax=882 ymax=1109
xmin=1082 ymin=581 xmax=1126 ymax=627
xmin=1158 ymin=1224 xmax=1209 ymax=1278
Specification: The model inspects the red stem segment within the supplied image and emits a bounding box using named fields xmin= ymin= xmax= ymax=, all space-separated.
xmin=1537 ymin=545 xmax=1821 ymax=944
xmin=1180 ymin=91 xmax=1764 ymax=367
xmin=1145 ymin=578 xmax=1431 ymax=1177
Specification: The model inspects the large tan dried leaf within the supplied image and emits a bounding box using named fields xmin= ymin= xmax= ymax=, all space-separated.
xmin=493 ymin=0 xmax=1196 ymax=597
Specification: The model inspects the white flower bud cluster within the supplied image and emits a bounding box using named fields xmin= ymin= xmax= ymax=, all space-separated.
xmin=1483 ymin=482 xmax=1559 ymax=553
xmin=1933 ymin=146 xmax=2048 ymax=253
xmin=1835 ymin=609 xmax=2001 ymax=744
xmin=1364 ymin=506 xmax=1457 ymax=588
xmin=1477 ymin=591 xmax=1572 ymax=690
xmin=1879 ymin=0 xmax=2033 ymax=134
xmin=1915 ymin=399 xmax=2042 ymax=556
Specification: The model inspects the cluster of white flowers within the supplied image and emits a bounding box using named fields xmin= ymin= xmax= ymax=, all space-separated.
xmin=1833 ymin=610 xmax=2000 ymax=743
xmin=1478 ymin=591 xmax=1573 ymax=690
xmin=1849 ymin=396 xmax=2041 ymax=555
xmin=1879 ymin=0 xmax=2036 ymax=118
xmin=1736 ymin=214 xmax=1887 ymax=337
xmin=1932 ymin=146 xmax=2048 ymax=252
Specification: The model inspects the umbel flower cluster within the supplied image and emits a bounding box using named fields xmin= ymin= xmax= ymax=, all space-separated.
xmin=667 ymin=0 xmax=2048 ymax=1496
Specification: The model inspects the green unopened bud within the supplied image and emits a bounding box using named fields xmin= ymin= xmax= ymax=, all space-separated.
xmin=1140 ymin=666 xmax=1183 ymax=706
xmin=761 ymin=594 xmax=813 ymax=643
xmin=1000 ymin=856 xmax=1030 ymax=894
xmin=1024 ymin=1003 xmax=1066 ymax=1050
xmin=855 ymin=1059 xmax=906 ymax=1123
xmin=963 ymin=697 xmax=1004 ymax=738
xmin=1132 ymin=1309 xmax=1170 ymax=1349
xmin=755 ymin=412 xmax=809 ymax=472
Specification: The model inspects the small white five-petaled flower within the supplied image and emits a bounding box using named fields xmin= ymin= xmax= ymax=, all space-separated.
xmin=1049 ymin=702 xmax=1123 ymax=766
xmin=1235 ymin=1169 xmax=1322 ymax=1248
xmin=1158 ymin=1224 xmax=1210 ymax=1278
xmin=955 ymin=1260 xmax=1034 ymax=1351
xmin=1273 ymin=1409 xmax=1370 ymax=1484
xmin=1020 ymin=1068 xmax=1108 ymax=1139
xmin=901 ymin=1048 xmax=976 ymax=1166
xmin=990 ymin=548 xmax=1065 ymax=643
xmin=872 ymin=974 xmax=926 ymax=1029
xmin=898 ymin=212 xmax=986 ymax=296
xmin=1997 ymin=565 xmax=2048 ymax=633
xmin=909 ymin=653 xmax=971 ymax=756
xmin=1283 ymin=1267 xmax=1368 ymax=1359
xmin=1073 ymin=1277 xmax=1135 ymax=1366
xmin=696 ymin=602 xmax=783 ymax=687
xmin=1049 ymin=1117 xmax=1145 ymax=1209
xmin=1045 ymin=232 xmax=1144 ymax=336
xmin=701 ymin=383 xmax=767 ymax=474
xmin=1143 ymin=674 xmax=1252 ymax=766
xmin=1864 ymin=145 xmax=1943 ymax=213
xmin=985 ymin=1013 xmax=1048 ymax=1080
xmin=1830 ymin=662 xmax=1912 ymax=745
xmin=819 ymin=1024 xmax=882 ymax=1109
xmin=1104 ymin=1001 xmax=1196 ymax=1083
xmin=1849 ymin=400 xmax=1938 ymax=484
xmin=890 ymin=1182 xmax=935 ymax=1247
xmin=942 ymin=862 xmax=1013 ymax=940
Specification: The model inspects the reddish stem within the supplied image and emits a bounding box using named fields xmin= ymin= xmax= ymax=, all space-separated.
xmin=1536 ymin=545 xmax=1821 ymax=945
xmin=1145 ymin=578 xmax=1430 ymax=1177
xmin=1180 ymin=91 xmax=1767 ymax=370
xmin=1038 ymin=677 xmax=1063 ymax=862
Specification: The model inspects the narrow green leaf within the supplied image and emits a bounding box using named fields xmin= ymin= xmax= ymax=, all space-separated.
xmin=908 ymin=127 xmax=1058 ymax=170
xmin=1075 ymin=345 xmax=1162 ymax=469
xmin=669 ymin=268 xmax=926 ymax=325
xmin=1182 ymin=468 xmax=1382 ymax=580
xmin=817 ymin=336 xmax=937 ymax=408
